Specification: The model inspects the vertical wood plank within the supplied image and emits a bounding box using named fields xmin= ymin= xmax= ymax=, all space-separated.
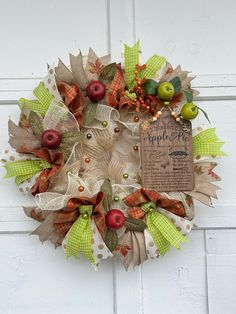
xmin=142 ymin=231 xmax=208 ymax=314
xmin=206 ymin=230 xmax=236 ymax=314
xmin=114 ymin=260 xmax=143 ymax=314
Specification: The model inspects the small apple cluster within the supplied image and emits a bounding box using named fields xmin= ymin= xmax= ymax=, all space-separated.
xmin=125 ymin=66 xmax=199 ymax=122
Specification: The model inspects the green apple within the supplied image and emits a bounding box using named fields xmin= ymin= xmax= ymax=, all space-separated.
xmin=181 ymin=102 xmax=199 ymax=120
xmin=157 ymin=82 xmax=175 ymax=100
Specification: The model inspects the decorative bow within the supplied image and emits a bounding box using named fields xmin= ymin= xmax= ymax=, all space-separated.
xmin=124 ymin=189 xmax=188 ymax=256
xmin=65 ymin=192 xmax=107 ymax=263
xmin=31 ymin=148 xmax=64 ymax=195
xmin=18 ymin=82 xmax=54 ymax=116
xmin=26 ymin=192 xmax=106 ymax=252
xmin=57 ymin=82 xmax=85 ymax=125
xmin=193 ymin=128 xmax=226 ymax=158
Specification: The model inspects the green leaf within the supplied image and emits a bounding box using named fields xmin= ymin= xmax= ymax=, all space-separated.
xmin=61 ymin=131 xmax=84 ymax=145
xmin=83 ymin=102 xmax=98 ymax=126
xmin=141 ymin=79 xmax=158 ymax=95
xmin=28 ymin=111 xmax=44 ymax=136
xmin=169 ymin=76 xmax=182 ymax=94
xmin=104 ymin=229 xmax=118 ymax=252
xmin=99 ymin=63 xmax=117 ymax=85
xmin=124 ymin=217 xmax=147 ymax=232
xmin=184 ymin=91 xmax=193 ymax=103
xmin=100 ymin=179 xmax=113 ymax=212
xmin=197 ymin=106 xmax=211 ymax=124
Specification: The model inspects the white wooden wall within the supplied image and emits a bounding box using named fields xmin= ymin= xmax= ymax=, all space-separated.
xmin=0 ymin=1 xmax=236 ymax=313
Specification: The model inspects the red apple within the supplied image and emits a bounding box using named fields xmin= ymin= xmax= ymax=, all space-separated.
xmin=86 ymin=80 xmax=106 ymax=102
xmin=105 ymin=209 xmax=125 ymax=230
xmin=41 ymin=129 xmax=61 ymax=149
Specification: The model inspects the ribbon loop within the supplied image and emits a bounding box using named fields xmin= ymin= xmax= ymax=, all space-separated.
xmin=66 ymin=204 xmax=95 ymax=264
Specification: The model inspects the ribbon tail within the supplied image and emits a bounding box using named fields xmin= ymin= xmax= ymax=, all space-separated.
xmin=124 ymin=41 xmax=140 ymax=89
xmin=146 ymin=213 xmax=170 ymax=256
xmin=147 ymin=212 xmax=188 ymax=256
xmin=142 ymin=54 xmax=166 ymax=79
xmin=66 ymin=217 xmax=95 ymax=264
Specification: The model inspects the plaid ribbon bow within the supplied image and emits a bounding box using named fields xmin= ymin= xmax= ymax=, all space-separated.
xmin=124 ymin=189 xmax=188 ymax=256
xmin=30 ymin=148 xmax=64 ymax=195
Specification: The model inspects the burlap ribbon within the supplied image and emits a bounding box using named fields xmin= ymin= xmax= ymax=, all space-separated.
xmin=124 ymin=189 xmax=188 ymax=256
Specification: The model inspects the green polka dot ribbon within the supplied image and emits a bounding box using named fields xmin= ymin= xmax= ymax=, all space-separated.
xmin=66 ymin=205 xmax=96 ymax=265
xmin=124 ymin=41 xmax=166 ymax=90
xmin=18 ymin=82 xmax=54 ymax=116
xmin=4 ymin=159 xmax=51 ymax=185
xmin=141 ymin=201 xmax=188 ymax=256
xmin=193 ymin=128 xmax=226 ymax=158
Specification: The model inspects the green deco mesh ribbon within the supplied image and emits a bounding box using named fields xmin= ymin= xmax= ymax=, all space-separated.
xmin=124 ymin=41 xmax=166 ymax=90
xmin=193 ymin=128 xmax=226 ymax=158
xmin=66 ymin=205 xmax=96 ymax=264
xmin=4 ymin=159 xmax=51 ymax=185
xmin=141 ymin=201 xmax=188 ymax=256
xmin=18 ymin=82 xmax=54 ymax=116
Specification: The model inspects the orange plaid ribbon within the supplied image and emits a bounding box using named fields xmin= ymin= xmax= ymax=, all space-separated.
xmin=31 ymin=148 xmax=64 ymax=195
xmin=124 ymin=188 xmax=186 ymax=219
xmin=57 ymin=81 xmax=85 ymax=125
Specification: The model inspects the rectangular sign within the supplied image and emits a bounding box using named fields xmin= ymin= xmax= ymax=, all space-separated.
xmin=140 ymin=109 xmax=195 ymax=192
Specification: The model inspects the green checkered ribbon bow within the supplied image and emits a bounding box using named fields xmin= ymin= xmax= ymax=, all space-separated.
xmin=66 ymin=205 xmax=95 ymax=264
xmin=124 ymin=41 xmax=166 ymax=89
xmin=141 ymin=201 xmax=188 ymax=256
xmin=193 ymin=128 xmax=226 ymax=158
xmin=18 ymin=82 xmax=54 ymax=116
xmin=4 ymin=159 xmax=51 ymax=185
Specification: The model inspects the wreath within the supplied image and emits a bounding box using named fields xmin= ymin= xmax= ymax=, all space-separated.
xmin=1 ymin=42 xmax=226 ymax=269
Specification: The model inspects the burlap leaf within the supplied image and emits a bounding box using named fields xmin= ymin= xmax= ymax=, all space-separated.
xmin=28 ymin=111 xmax=44 ymax=136
xmin=100 ymin=179 xmax=113 ymax=212
xmin=83 ymin=102 xmax=98 ymax=125
xmin=104 ymin=228 xmax=118 ymax=252
xmin=61 ymin=131 xmax=84 ymax=146
xmin=99 ymin=63 xmax=117 ymax=85
xmin=124 ymin=217 xmax=147 ymax=232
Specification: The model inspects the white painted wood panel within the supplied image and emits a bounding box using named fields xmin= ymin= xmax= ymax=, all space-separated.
xmin=0 ymin=0 xmax=236 ymax=313
xmin=206 ymin=230 xmax=236 ymax=314
xmin=0 ymin=234 xmax=114 ymax=314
